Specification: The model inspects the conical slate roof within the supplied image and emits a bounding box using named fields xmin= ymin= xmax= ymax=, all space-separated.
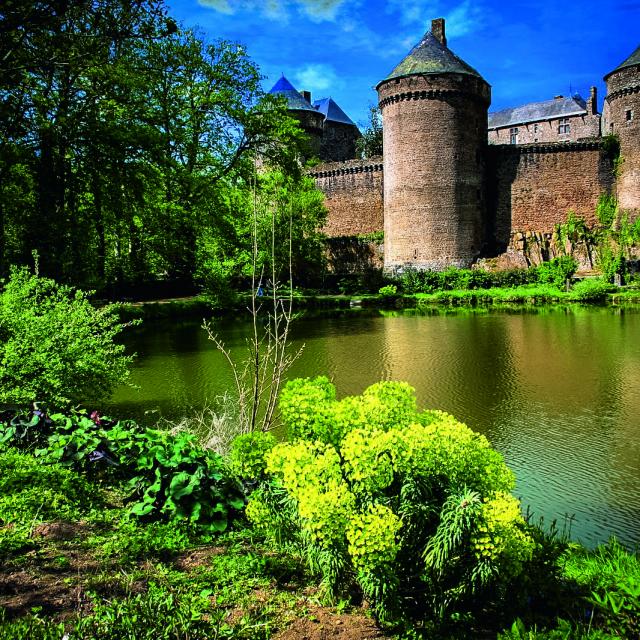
xmin=313 ymin=97 xmax=356 ymax=126
xmin=378 ymin=31 xmax=483 ymax=87
xmin=268 ymin=75 xmax=317 ymax=112
xmin=605 ymin=44 xmax=640 ymax=79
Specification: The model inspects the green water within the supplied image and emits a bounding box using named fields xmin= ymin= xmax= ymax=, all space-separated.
xmin=106 ymin=306 xmax=640 ymax=548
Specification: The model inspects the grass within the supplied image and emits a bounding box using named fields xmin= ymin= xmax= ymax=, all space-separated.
xmin=1 ymin=444 xmax=639 ymax=639
xmin=0 ymin=447 xmax=373 ymax=639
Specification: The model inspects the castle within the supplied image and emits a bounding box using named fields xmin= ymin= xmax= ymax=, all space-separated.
xmin=269 ymin=19 xmax=640 ymax=272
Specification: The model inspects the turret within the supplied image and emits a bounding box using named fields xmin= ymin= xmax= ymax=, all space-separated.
xmin=376 ymin=18 xmax=491 ymax=271
xmin=268 ymin=76 xmax=324 ymax=158
xmin=604 ymin=44 xmax=640 ymax=215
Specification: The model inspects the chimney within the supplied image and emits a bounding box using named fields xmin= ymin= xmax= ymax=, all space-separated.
xmin=432 ymin=18 xmax=446 ymax=46
xmin=301 ymin=90 xmax=312 ymax=103
xmin=587 ymin=86 xmax=597 ymax=115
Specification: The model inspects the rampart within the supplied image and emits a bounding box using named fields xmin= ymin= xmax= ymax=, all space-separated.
xmin=487 ymin=141 xmax=615 ymax=252
xmin=310 ymin=157 xmax=384 ymax=237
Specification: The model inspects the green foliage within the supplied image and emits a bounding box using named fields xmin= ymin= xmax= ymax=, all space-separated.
xmin=0 ymin=448 xmax=100 ymax=560
xmin=0 ymin=1 xmax=312 ymax=292
xmin=249 ymin=377 xmax=534 ymax=625
xmin=563 ymin=539 xmax=640 ymax=638
xmin=499 ymin=617 xmax=618 ymax=639
xmin=0 ymin=584 xmax=223 ymax=640
xmin=356 ymin=104 xmax=383 ymax=158
xmin=356 ymin=231 xmax=384 ymax=244
xmin=0 ymin=410 xmax=245 ymax=533
xmin=536 ymin=257 xmax=578 ymax=288
xmin=0 ymin=266 xmax=135 ymax=406
xmin=595 ymin=194 xmax=618 ymax=229
xmin=228 ymin=432 xmax=277 ymax=481
xmin=0 ymin=449 xmax=100 ymax=526
xmin=92 ymin=519 xmax=196 ymax=562
xmin=400 ymin=266 xmax=551 ymax=296
xmin=555 ymin=212 xmax=592 ymax=250
xmin=567 ymin=279 xmax=616 ymax=302
xmin=378 ymin=284 xmax=398 ymax=297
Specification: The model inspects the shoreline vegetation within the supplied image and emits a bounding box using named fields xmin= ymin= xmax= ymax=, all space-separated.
xmin=114 ymin=284 xmax=640 ymax=323
xmin=1 ymin=397 xmax=639 ymax=640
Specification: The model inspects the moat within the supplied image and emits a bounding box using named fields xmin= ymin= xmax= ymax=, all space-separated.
xmin=106 ymin=306 xmax=640 ymax=549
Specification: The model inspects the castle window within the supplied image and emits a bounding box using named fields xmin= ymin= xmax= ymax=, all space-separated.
xmin=534 ymin=124 xmax=538 ymax=133
xmin=510 ymin=127 xmax=519 ymax=144
xmin=626 ymin=109 xmax=634 ymax=122
xmin=558 ymin=118 xmax=570 ymax=134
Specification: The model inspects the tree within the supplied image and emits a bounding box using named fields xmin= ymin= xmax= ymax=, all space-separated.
xmin=0 ymin=1 xmax=309 ymax=292
xmin=0 ymin=263 xmax=136 ymax=406
xmin=356 ymin=104 xmax=383 ymax=158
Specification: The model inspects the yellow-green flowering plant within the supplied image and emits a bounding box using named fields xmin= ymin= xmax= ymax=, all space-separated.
xmin=245 ymin=377 xmax=535 ymax=625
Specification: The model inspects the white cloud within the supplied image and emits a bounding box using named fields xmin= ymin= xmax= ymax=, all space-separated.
xmin=293 ymin=63 xmax=344 ymax=96
xmin=445 ymin=0 xmax=485 ymax=38
xmin=385 ymin=0 xmax=485 ymax=38
xmin=197 ymin=0 xmax=346 ymax=21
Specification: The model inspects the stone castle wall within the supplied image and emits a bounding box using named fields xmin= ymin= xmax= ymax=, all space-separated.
xmin=487 ymin=141 xmax=615 ymax=252
xmin=310 ymin=157 xmax=384 ymax=237
xmin=319 ymin=121 xmax=361 ymax=163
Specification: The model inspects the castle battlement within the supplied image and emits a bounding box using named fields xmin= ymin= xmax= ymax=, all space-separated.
xmin=300 ymin=19 xmax=639 ymax=271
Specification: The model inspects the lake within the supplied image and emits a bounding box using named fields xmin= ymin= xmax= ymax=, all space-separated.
xmin=106 ymin=306 xmax=640 ymax=549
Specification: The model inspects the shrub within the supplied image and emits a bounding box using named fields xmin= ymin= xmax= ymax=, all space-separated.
xmin=0 ymin=410 xmax=245 ymax=533
xmin=228 ymin=431 xmax=277 ymax=481
xmin=568 ymin=279 xmax=615 ymax=302
xmin=378 ymin=284 xmax=397 ymax=297
xmin=536 ymin=257 xmax=578 ymax=288
xmin=0 ymin=265 xmax=136 ymax=407
xmin=247 ymin=377 xmax=534 ymax=625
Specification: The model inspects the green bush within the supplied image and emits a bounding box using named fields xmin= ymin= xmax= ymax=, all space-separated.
xmin=0 ymin=265 xmax=136 ymax=407
xmin=228 ymin=431 xmax=277 ymax=481
xmin=247 ymin=377 xmax=534 ymax=625
xmin=568 ymin=279 xmax=615 ymax=302
xmin=378 ymin=284 xmax=397 ymax=297
xmin=536 ymin=257 xmax=578 ymax=288
xmin=0 ymin=410 xmax=245 ymax=533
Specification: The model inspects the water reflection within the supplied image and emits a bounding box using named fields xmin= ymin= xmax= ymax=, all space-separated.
xmin=107 ymin=307 xmax=640 ymax=548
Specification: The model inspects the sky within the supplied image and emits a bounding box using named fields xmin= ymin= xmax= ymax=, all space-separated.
xmin=167 ymin=0 xmax=640 ymax=128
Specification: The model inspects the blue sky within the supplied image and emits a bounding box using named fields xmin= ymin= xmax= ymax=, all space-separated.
xmin=167 ymin=0 xmax=639 ymax=128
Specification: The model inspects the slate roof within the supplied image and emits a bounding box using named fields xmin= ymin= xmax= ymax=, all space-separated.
xmin=268 ymin=75 xmax=317 ymax=112
xmin=378 ymin=31 xmax=484 ymax=87
xmin=488 ymin=95 xmax=588 ymax=129
xmin=605 ymin=44 xmax=640 ymax=79
xmin=313 ymin=97 xmax=356 ymax=126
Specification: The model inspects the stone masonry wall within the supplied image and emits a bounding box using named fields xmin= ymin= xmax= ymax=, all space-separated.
xmin=488 ymin=112 xmax=601 ymax=145
xmin=319 ymin=121 xmax=361 ymax=163
xmin=378 ymin=73 xmax=491 ymax=271
xmin=488 ymin=141 xmax=615 ymax=252
xmin=605 ymin=65 xmax=640 ymax=215
xmin=310 ymin=157 xmax=384 ymax=237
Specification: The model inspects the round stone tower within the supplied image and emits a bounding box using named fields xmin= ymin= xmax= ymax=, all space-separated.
xmin=604 ymin=44 xmax=640 ymax=215
xmin=268 ymin=75 xmax=324 ymax=158
xmin=376 ymin=18 xmax=491 ymax=271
